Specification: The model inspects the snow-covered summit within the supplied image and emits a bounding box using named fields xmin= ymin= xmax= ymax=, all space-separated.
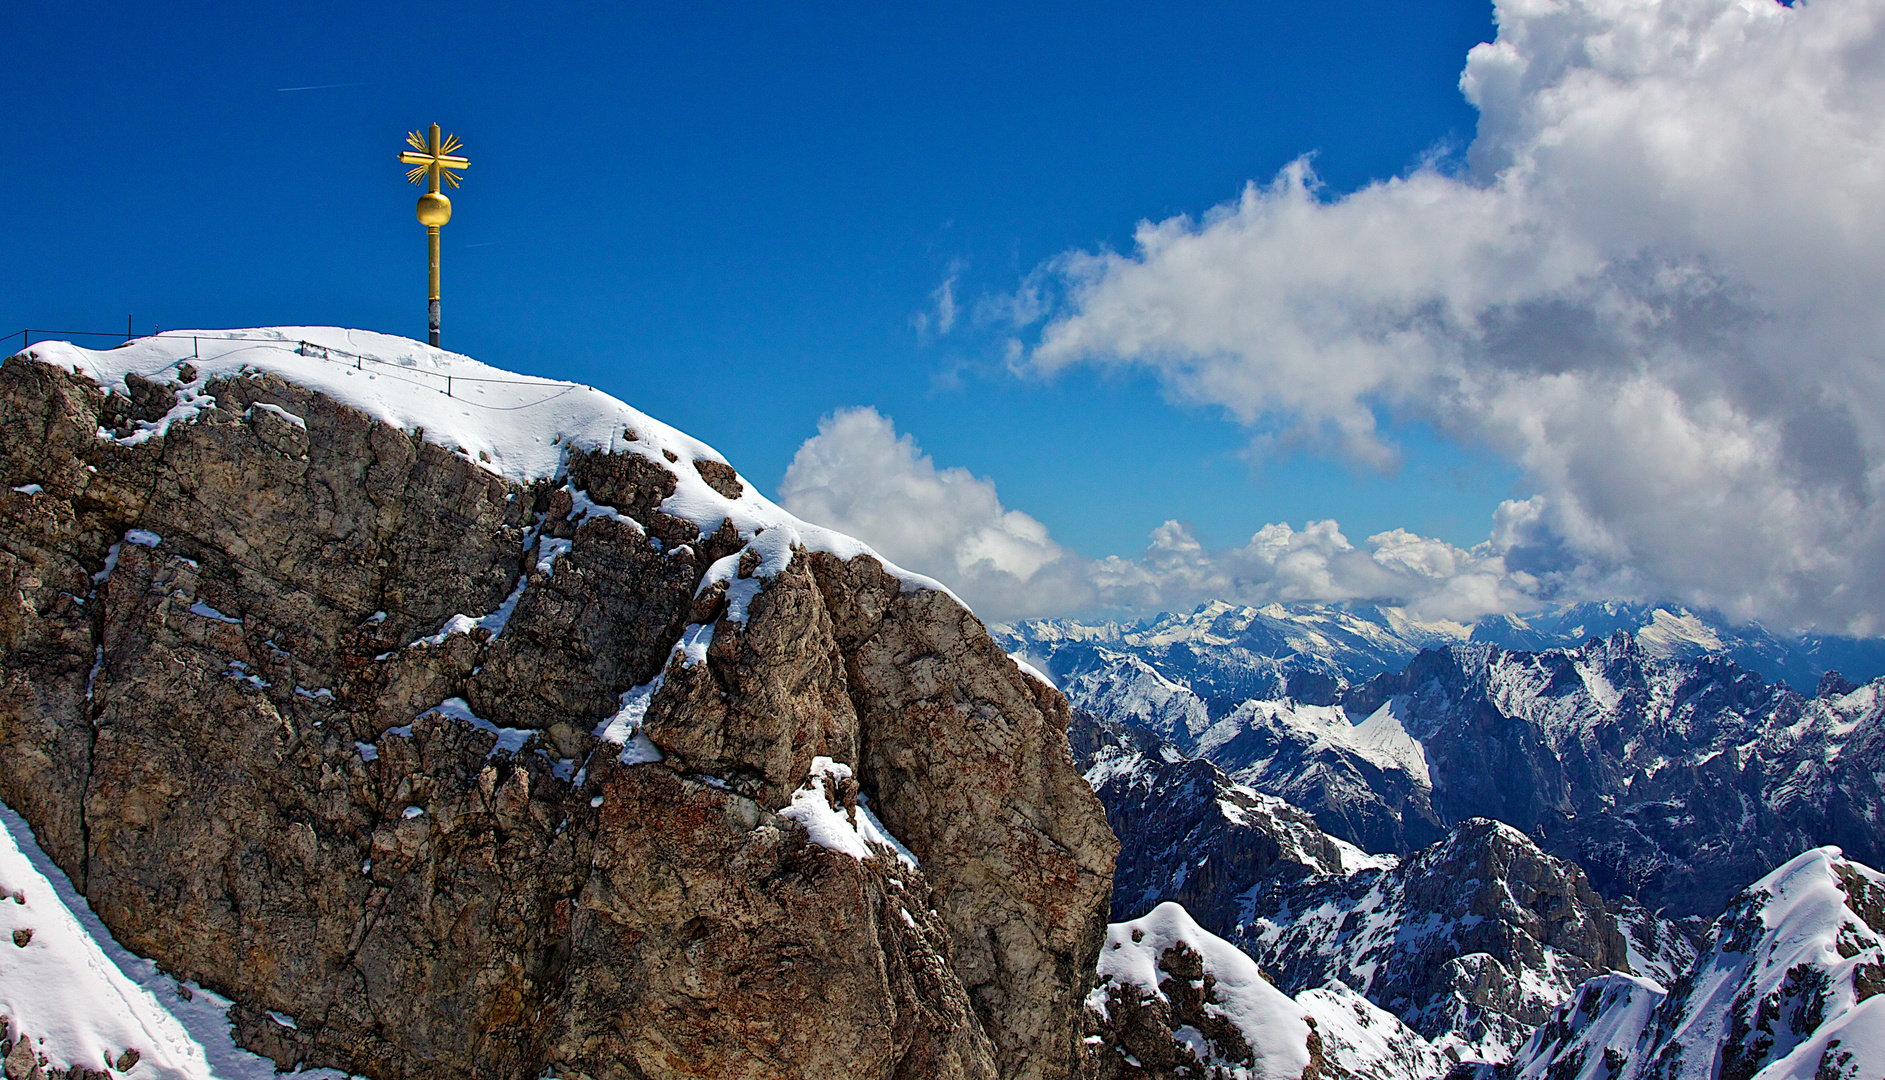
xmin=22 ymin=327 xmax=955 ymax=604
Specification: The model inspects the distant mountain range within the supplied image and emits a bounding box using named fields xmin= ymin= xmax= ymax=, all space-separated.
xmin=1030 ymin=620 xmax=1885 ymax=916
xmin=1022 ymin=598 xmax=1885 ymax=1074
xmin=995 ymin=598 xmax=1885 ymax=700
xmin=1071 ymin=708 xmax=1699 ymax=1064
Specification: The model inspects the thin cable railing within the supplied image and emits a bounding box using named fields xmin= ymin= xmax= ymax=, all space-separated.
xmin=9 ymin=329 xmax=137 ymax=349
xmin=5 ymin=327 xmax=585 ymax=405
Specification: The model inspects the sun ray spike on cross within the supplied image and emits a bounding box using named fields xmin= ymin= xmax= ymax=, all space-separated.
xmin=398 ymin=123 xmax=468 ymax=346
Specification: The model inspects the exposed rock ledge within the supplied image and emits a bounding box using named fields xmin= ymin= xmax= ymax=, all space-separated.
xmin=0 ymin=338 xmax=1117 ymax=1080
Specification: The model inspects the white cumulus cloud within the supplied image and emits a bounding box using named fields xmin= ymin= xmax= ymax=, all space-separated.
xmin=779 ymin=407 xmax=1532 ymax=623
xmin=777 ymin=407 xmax=1091 ymax=618
xmin=1019 ymin=0 xmax=1885 ymax=634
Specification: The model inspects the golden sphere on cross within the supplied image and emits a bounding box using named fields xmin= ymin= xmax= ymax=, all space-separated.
xmin=416 ymin=191 xmax=453 ymax=227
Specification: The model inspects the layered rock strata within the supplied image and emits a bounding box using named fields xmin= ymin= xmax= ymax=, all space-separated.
xmin=0 ymin=344 xmax=1117 ymax=1080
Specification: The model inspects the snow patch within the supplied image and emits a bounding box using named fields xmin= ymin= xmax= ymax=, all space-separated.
xmin=411 ymin=577 xmax=528 ymax=647
xmin=418 ymin=697 xmax=532 ymax=756
xmin=777 ymin=757 xmax=920 ymax=870
xmin=243 ymin=402 xmax=305 ymax=430
xmin=675 ymin=622 xmax=714 ymax=667
xmin=1008 ymin=653 xmax=1057 ymax=690
xmin=1346 ymin=698 xmax=1432 ymax=787
xmin=593 ymin=679 xmax=666 ymax=765
xmin=188 ymin=602 xmax=240 ymax=625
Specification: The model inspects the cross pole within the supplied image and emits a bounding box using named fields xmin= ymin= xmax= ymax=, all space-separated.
xmin=399 ymin=124 xmax=469 ymax=346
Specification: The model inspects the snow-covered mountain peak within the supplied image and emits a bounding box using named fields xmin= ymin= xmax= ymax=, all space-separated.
xmin=1635 ymin=607 xmax=1726 ymax=656
xmin=28 ymin=328 xmax=955 ymax=606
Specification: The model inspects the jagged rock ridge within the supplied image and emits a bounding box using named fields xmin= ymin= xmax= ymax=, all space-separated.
xmin=1070 ymin=708 xmax=1384 ymax=931
xmin=1336 ymin=635 xmax=1885 ymax=916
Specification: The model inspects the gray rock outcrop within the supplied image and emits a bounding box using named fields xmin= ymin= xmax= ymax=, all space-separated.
xmin=0 ymin=350 xmax=1117 ymax=1080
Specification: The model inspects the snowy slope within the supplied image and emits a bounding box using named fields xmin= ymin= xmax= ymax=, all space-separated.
xmin=0 ymin=804 xmax=351 ymax=1080
xmin=1508 ymin=847 xmax=1885 ymax=1080
xmin=1188 ymin=695 xmax=1446 ymax=857
xmin=1294 ymin=984 xmax=1452 ymax=1080
xmin=1062 ymin=651 xmax=1213 ymax=747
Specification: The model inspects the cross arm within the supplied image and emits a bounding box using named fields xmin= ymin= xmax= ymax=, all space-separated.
xmin=399 ymin=151 xmax=469 ymax=168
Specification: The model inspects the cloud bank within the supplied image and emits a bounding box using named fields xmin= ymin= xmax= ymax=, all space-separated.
xmin=1015 ymin=0 xmax=1885 ymax=634
xmin=779 ymin=407 xmax=1531 ymax=623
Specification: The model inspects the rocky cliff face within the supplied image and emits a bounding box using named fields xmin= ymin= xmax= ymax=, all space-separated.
xmin=0 ymin=333 xmax=1117 ymax=1080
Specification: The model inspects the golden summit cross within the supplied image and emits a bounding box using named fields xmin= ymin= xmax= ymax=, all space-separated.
xmin=399 ymin=123 xmax=469 ymax=347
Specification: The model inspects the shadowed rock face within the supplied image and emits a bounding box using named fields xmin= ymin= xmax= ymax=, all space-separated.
xmin=0 ymin=354 xmax=1116 ymax=1080
xmin=1239 ymin=819 xmax=1630 ymax=1061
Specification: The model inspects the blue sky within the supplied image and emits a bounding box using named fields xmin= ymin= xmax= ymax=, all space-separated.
xmin=15 ymin=0 xmax=1876 ymax=633
xmin=1 ymin=1 xmax=1511 ymax=562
